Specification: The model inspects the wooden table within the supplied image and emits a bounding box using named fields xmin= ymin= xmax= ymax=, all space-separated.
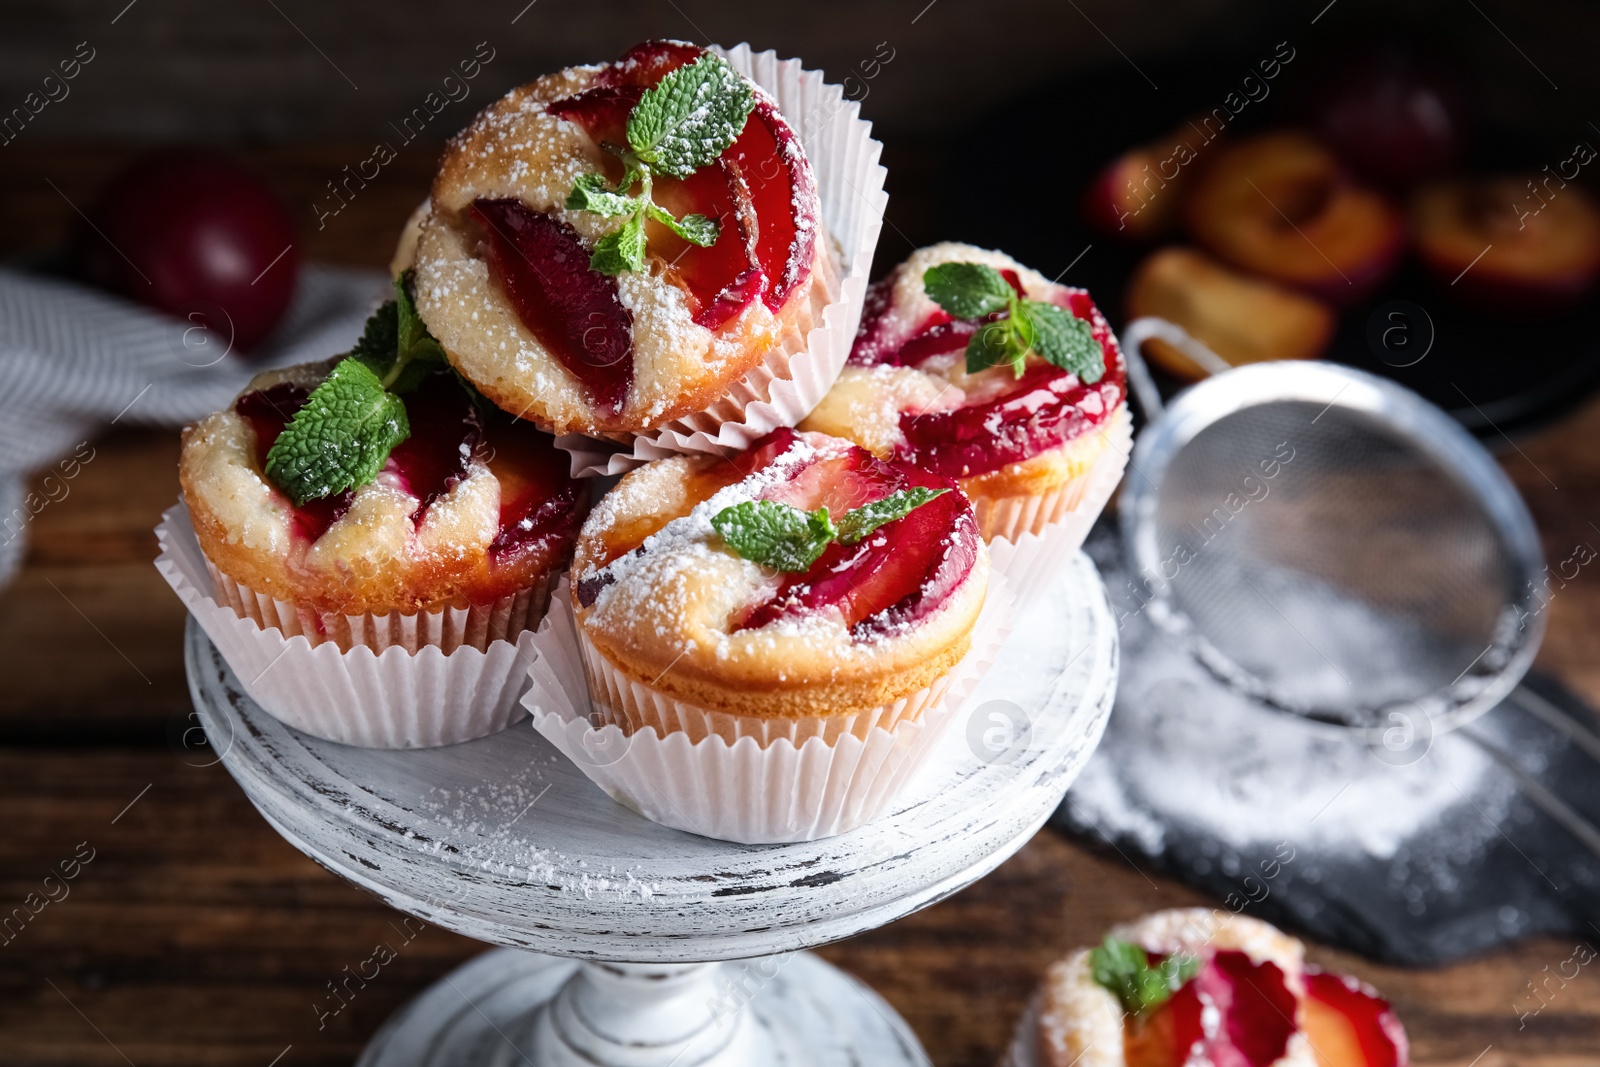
xmin=2 ymin=145 xmax=1598 ymax=1066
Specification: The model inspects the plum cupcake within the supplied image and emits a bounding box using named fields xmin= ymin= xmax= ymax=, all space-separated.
xmin=159 ymin=274 xmax=589 ymax=747
xmin=413 ymin=40 xmax=838 ymax=444
xmin=1012 ymin=908 xmax=1408 ymax=1067
xmin=525 ymin=427 xmax=1007 ymax=842
xmin=801 ymin=243 xmax=1130 ymax=547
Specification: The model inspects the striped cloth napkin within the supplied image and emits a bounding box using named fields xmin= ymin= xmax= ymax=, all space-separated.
xmin=0 ymin=264 xmax=389 ymax=588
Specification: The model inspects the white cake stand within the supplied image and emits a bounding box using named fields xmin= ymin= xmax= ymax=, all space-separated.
xmin=185 ymin=552 xmax=1119 ymax=1066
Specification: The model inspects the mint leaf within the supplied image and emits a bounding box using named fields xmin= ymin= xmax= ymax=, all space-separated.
xmin=837 ymin=487 xmax=948 ymax=544
xmin=262 ymin=270 xmax=466 ymax=505
xmin=966 ymin=317 xmax=1030 ymax=376
xmin=349 ymin=299 xmax=399 ymax=372
xmin=714 ymin=487 xmax=951 ymax=571
xmin=350 ymin=272 xmax=448 ymax=392
xmin=928 ymin=260 xmax=1105 ymax=382
xmin=645 ymin=201 xmax=720 ymax=247
xmin=387 ymin=270 xmax=448 ymax=391
xmin=265 ymin=358 xmax=410 ymax=507
xmin=712 ymin=499 xmax=837 ymax=573
xmin=1165 ymin=950 xmax=1203 ymax=991
xmin=567 ymin=172 xmax=637 ymax=217
xmin=1089 ymin=937 xmax=1201 ymax=1016
xmin=591 ymin=213 xmax=648 ymax=275
xmin=924 ymin=262 xmax=1013 ymax=319
xmin=1022 ymin=300 xmax=1104 ymax=383
xmin=565 ymin=53 xmax=749 ymax=274
xmin=627 ymin=53 xmax=755 ymax=179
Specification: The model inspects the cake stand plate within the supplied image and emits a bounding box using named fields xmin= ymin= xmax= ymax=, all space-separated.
xmin=186 ymin=551 xmax=1118 ymax=1066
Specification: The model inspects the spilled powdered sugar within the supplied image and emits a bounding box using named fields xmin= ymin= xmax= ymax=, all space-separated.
xmin=1066 ymin=532 xmax=1521 ymax=904
xmin=410 ymin=757 xmax=662 ymax=902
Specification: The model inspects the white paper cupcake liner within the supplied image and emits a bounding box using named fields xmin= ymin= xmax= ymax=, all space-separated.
xmin=523 ymin=574 xmax=1012 ymax=844
xmin=557 ymin=43 xmax=888 ymax=477
xmin=204 ymin=560 xmax=550 ymax=654
xmin=155 ymin=502 xmax=542 ymax=749
xmin=985 ymin=407 xmax=1132 ymax=611
xmin=575 ymin=615 xmax=962 ymax=747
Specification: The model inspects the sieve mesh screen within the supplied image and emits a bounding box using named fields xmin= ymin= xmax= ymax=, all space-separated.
xmin=1128 ymin=371 xmax=1542 ymax=734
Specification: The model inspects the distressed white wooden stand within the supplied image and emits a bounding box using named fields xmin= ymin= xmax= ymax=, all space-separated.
xmin=185 ymin=552 xmax=1119 ymax=1066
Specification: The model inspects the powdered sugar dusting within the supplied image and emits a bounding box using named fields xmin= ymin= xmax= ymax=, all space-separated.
xmin=413 ymin=58 xmax=803 ymax=436
xmin=1066 ymin=535 xmax=1519 ymax=879
xmin=583 ymin=434 xmax=835 ymax=659
xmin=412 ymin=768 xmax=660 ymax=901
xmin=577 ymin=432 xmax=987 ymax=685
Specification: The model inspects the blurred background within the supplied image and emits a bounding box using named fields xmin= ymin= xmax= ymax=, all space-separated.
xmin=4 ymin=1 xmax=1600 ymax=1064
xmin=6 ymin=0 xmax=1598 ymax=143
xmin=9 ymin=0 xmax=1600 ymax=425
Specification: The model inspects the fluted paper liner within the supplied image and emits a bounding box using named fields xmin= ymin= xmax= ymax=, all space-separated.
xmin=155 ymin=502 xmax=542 ymax=748
xmin=557 ymin=43 xmax=888 ymax=477
xmin=985 ymin=407 xmax=1132 ymax=611
xmin=204 ymin=560 xmax=549 ymax=654
xmin=523 ymin=575 xmax=1012 ymax=843
xmin=576 ymin=624 xmax=959 ymax=746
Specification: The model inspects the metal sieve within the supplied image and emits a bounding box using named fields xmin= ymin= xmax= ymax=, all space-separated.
xmin=1116 ymin=319 xmax=1547 ymax=744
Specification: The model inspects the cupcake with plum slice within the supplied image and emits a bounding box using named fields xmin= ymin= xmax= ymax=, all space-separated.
xmin=414 ymin=40 xmax=837 ymax=443
xmin=525 ymin=427 xmax=1006 ymax=842
xmin=801 ymin=243 xmax=1130 ymax=559
xmin=1013 ymin=908 xmax=1408 ymax=1067
xmin=160 ymin=272 xmax=589 ymax=747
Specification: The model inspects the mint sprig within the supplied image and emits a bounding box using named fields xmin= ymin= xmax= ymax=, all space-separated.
xmin=264 ymin=270 xmax=453 ymax=507
xmin=711 ymin=500 xmax=838 ymax=573
xmin=345 ymin=269 xmax=450 ymax=394
xmin=835 ymin=487 xmax=947 ymax=544
xmin=712 ymin=488 xmax=949 ymax=572
xmin=264 ymin=359 xmax=410 ymax=507
xmin=1088 ymin=937 xmax=1202 ymax=1016
xmin=626 ymin=51 xmax=754 ymax=178
xmin=922 ymin=262 xmax=1106 ymax=383
xmin=565 ymin=52 xmax=756 ymax=275
xmin=923 ymin=262 xmax=1013 ymax=319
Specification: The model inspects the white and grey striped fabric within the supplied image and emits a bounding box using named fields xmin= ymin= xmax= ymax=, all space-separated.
xmin=0 ymin=264 xmax=389 ymax=587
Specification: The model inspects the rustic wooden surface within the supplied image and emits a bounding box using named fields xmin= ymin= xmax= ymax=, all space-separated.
xmin=2 ymin=145 xmax=1599 ymax=1066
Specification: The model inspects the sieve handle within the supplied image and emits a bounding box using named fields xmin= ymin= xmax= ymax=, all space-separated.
xmin=1117 ymin=317 xmax=1234 ymax=421
xmin=1460 ymin=696 xmax=1600 ymax=864
xmin=1510 ymin=683 xmax=1600 ymax=765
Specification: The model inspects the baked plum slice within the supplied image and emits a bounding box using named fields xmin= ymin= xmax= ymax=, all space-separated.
xmin=470 ymin=199 xmax=634 ymax=417
xmin=850 ymin=279 xmax=1126 ymax=479
xmin=1123 ymin=950 xmax=1299 ymax=1067
xmin=552 ymin=41 xmax=818 ymax=326
xmin=1120 ymin=953 xmax=1409 ymax=1067
xmin=484 ymin=414 xmax=586 ymax=570
xmin=736 ymin=435 xmax=977 ymax=635
xmin=1301 ymin=970 xmax=1409 ymax=1067
xmin=547 ymin=78 xmax=761 ymax=330
xmin=901 ymin=308 xmax=1122 ymax=479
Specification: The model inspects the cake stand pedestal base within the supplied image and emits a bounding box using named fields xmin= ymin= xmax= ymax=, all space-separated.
xmin=358 ymin=948 xmax=926 ymax=1067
